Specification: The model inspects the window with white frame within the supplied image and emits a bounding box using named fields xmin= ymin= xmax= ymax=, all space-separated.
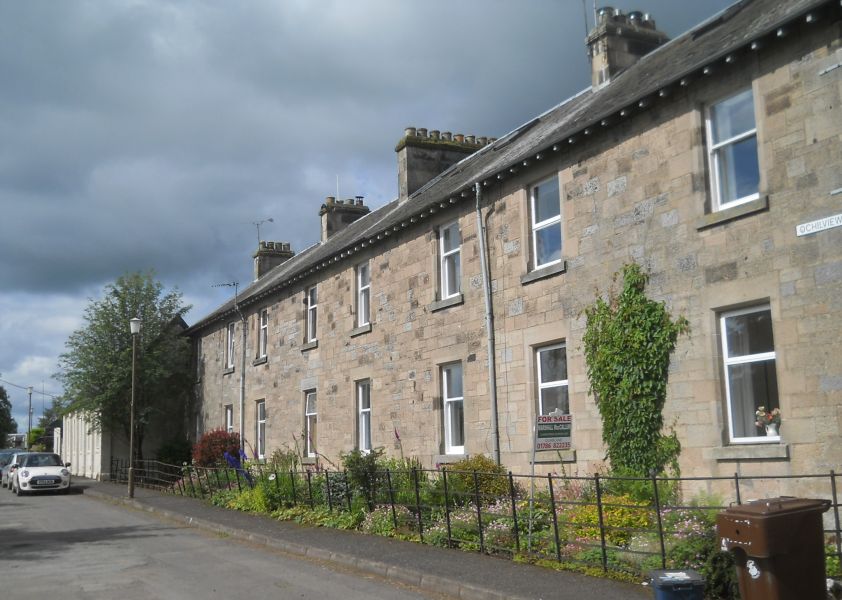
xmin=536 ymin=343 xmax=569 ymax=415
xmin=256 ymin=400 xmax=266 ymax=460
xmin=305 ymin=390 xmax=317 ymax=457
xmin=439 ymin=221 xmax=461 ymax=299
xmin=305 ymin=286 xmax=318 ymax=343
xmin=706 ymin=88 xmax=760 ymax=211
xmin=530 ymin=176 xmax=562 ymax=269
xmin=720 ymin=305 xmax=779 ymax=442
xmin=225 ymin=405 xmax=234 ymax=434
xmin=225 ymin=322 xmax=235 ymax=369
xmin=356 ymin=262 xmax=371 ymax=327
xmin=442 ymin=362 xmax=464 ymax=454
xmin=357 ymin=380 xmax=371 ymax=453
xmin=258 ymin=308 xmax=268 ymax=358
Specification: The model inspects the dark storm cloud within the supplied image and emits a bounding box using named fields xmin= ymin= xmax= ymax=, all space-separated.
xmin=0 ymin=0 xmax=734 ymax=427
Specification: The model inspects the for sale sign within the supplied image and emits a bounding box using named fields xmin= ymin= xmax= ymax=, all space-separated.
xmin=535 ymin=413 xmax=572 ymax=450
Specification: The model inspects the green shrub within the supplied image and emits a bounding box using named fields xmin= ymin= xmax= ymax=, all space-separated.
xmin=564 ymin=494 xmax=651 ymax=547
xmin=430 ymin=455 xmax=511 ymax=507
xmin=827 ymin=545 xmax=841 ymax=578
xmin=192 ymin=429 xmax=241 ymax=467
xmin=341 ymin=448 xmax=385 ymax=510
xmin=600 ymin=468 xmax=680 ymax=506
xmin=228 ymin=485 xmax=269 ymax=513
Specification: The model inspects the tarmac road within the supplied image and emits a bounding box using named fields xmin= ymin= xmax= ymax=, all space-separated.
xmin=0 ymin=489 xmax=446 ymax=600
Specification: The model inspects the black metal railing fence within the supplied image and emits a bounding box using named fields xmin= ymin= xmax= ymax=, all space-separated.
xmin=109 ymin=458 xmax=842 ymax=577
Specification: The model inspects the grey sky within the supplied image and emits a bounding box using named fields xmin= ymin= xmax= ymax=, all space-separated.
xmin=0 ymin=0 xmax=735 ymax=431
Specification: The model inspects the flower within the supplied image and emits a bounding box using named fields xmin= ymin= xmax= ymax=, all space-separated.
xmin=755 ymin=406 xmax=781 ymax=428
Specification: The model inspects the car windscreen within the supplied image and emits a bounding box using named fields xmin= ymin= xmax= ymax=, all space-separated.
xmin=22 ymin=454 xmax=63 ymax=467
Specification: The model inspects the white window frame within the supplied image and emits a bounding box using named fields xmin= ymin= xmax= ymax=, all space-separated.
xmin=258 ymin=309 xmax=268 ymax=358
xmin=357 ymin=380 xmax=371 ymax=453
xmin=305 ymin=390 xmax=317 ymax=458
xmin=705 ymin=88 xmax=760 ymax=212
xmin=356 ymin=262 xmax=371 ymax=327
xmin=442 ymin=362 xmax=464 ymax=455
xmin=530 ymin=176 xmax=562 ymax=270
xmin=536 ymin=343 xmax=569 ymax=415
xmin=225 ymin=405 xmax=234 ymax=434
xmin=225 ymin=322 xmax=236 ymax=369
xmin=305 ymin=286 xmax=318 ymax=343
xmin=720 ymin=304 xmax=779 ymax=444
xmin=438 ymin=221 xmax=461 ymax=300
xmin=256 ymin=400 xmax=266 ymax=460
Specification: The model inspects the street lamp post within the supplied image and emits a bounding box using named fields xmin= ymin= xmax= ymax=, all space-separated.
xmin=26 ymin=387 xmax=33 ymax=450
xmin=128 ymin=317 xmax=141 ymax=498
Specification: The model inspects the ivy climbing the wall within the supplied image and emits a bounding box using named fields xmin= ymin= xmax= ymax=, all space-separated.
xmin=583 ymin=263 xmax=689 ymax=477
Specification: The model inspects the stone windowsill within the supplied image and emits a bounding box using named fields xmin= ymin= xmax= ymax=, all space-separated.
xmin=434 ymin=453 xmax=468 ymax=465
xmin=252 ymin=356 xmax=268 ymax=366
xmin=429 ymin=293 xmax=464 ymax=313
xmin=710 ymin=442 xmax=790 ymax=462
xmin=350 ymin=323 xmax=372 ymax=337
xmin=531 ymin=450 xmax=577 ymax=464
xmin=696 ymin=195 xmax=769 ymax=231
xmin=301 ymin=340 xmax=318 ymax=352
xmin=520 ymin=260 xmax=567 ymax=285
xmin=222 ymin=366 xmax=235 ymax=376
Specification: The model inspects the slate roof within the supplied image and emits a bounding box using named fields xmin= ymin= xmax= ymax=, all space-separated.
xmin=186 ymin=0 xmax=830 ymax=333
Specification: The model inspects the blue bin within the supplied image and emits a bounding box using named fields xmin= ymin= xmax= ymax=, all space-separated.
xmin=650 ymin=570 xmax=705 ymax=600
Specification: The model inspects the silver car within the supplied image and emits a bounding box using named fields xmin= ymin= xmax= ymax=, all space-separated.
xmin=1 ymin=451 xmax=29 ymax=489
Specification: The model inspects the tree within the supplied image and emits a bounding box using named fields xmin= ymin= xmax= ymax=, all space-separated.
xmin=583 ymin=263 xmax=688 ymax=476
xmin=28 ymin=426 xmax=46 ymax=450
xmin=38 ymin=397 xmax=66 ymax=430
xmin=58 ymin=272 xmax=193 ymax=460
xmin=0 ymin=385 xmax=18 ymax=445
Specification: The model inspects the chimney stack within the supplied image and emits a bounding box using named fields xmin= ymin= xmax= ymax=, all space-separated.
xmin=396 ymin=127 xmax=492 ymax=202
xmin=586 ymin=7 xmax=668 ymax=88
xmin=319 ymin=196 xmax=370 ymax=242
xmin=253 ymin=241 xmax=295 ymax=280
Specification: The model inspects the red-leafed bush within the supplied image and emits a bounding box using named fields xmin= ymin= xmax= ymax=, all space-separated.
xmin=192 ymin=429 xmax=241 ymax=467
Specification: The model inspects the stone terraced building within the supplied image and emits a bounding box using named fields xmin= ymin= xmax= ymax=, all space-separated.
xmin=187 ymin=0 xmax=842 ymax=490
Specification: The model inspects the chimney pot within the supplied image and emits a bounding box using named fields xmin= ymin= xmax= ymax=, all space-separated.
xmin=465 ymin=135 xmax=476 ymax=144
xmin=587 ymin=7 xmax=668 ymax=88
xmin=405 ymin=126 xmax=417 ymax=137
xmin=320 ymin=194 xmax=370 ymax=242
xmin=441 ymin=131 xmax=452 ymax=141
xmin=430 ymin=129 xmax=440 ymax=140
xmin=417 ymin=127 xmax=428 ymax=138
xmin=454 ymin=133 xmax=465 ymax=143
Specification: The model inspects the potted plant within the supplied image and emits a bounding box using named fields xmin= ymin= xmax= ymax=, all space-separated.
xmin=755 ymin=406 xmax=781 ymax=437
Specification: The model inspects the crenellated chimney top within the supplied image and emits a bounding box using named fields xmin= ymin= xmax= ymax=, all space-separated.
xmin=586 ymin=7 xmax=668 ymax=89
xmin=253 ymin=241 xmax=295 ymax=280
xmin=395 ymin=127 xmax=496 ymax=202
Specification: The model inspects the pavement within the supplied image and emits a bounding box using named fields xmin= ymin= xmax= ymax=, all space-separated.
xmin=78 ymin=478 xmax=652 ymax=600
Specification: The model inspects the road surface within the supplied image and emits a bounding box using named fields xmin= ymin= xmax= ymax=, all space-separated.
xmin=0 ymin=488 xmax=446 ymax=599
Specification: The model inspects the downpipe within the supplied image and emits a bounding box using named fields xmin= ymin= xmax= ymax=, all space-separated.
xmin=475 ymin=182 xmax=500 ymax=465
